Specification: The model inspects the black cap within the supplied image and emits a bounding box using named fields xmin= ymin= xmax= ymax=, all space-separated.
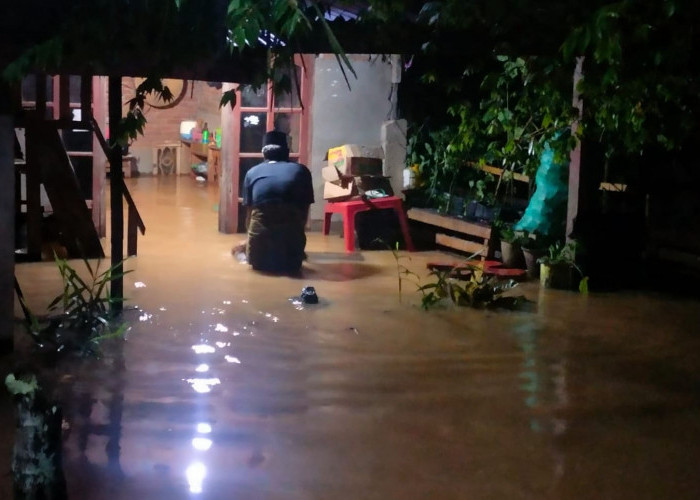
xmin=262 ymin=130 xmax=288 ymax=149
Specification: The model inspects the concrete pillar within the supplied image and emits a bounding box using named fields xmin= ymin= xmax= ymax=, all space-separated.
xmin=381 ymin=119 xmax=407 ymax=198
xmin=0 ymin=114 xmax=15 ymax=352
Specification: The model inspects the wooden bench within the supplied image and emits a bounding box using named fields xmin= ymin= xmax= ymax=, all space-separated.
xmin=407 ymin=207 xmax=493 ymax=258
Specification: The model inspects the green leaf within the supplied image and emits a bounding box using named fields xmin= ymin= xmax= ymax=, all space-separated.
xmin=5 ymin=373 xmax=39 ymax=396
xmin=578 ymin=276 xmax=589 ymax=294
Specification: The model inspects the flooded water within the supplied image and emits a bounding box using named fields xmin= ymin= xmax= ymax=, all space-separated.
xmin=8 ymin=176 xmax=700 ymax=499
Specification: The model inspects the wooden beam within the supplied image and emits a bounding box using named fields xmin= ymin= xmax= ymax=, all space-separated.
xmin=435 ymin=233 xmax=487 ymax=256
xmin=599 ymin=182 xmax=627 ymax=192
xmin=108 ymin=76 xmax=123 ymax=314
xmin=218 ymin=82 xmax=239 ymax=234
xmin=566 ymin=56 xmax=584 ymax=241
xmin=91 ymin=76 xmax=107 ymax=237
xmin=35 ymin=73 xmax=46 ymax=118
xmin=477 ymin=164 xmax=530 ymax=184
xmin=407 ymin=207 xmax=492 ymax=239
xmin=59 ymin=75 xmax=71 ymax=119
xmin=80 ymin=75 xmax=92 ymax=120
xmin=0 ymin=113 xmax=15 ymax=352
xmin=24 ymin=113 xmax=42 ymax=260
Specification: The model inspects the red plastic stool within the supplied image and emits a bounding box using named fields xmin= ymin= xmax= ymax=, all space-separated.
xmin=323 ymin=196 xmax=416 ymax=253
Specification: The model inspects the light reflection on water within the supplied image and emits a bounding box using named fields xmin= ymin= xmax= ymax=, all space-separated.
xmin=186 ymin=462 xmax=207 ymax=494
xmin=197 ymin=422 xmax=212 ymax=434
xmin=195 ymin=364 xmax=209 ymax=373
xmin=192 ymin=437 xmax=213 ymax=451
xmin=224 ymin=355 xmax=241 ymax=364
xmin=185 ymin=378 xmax=221 ymax=393
xmin=192 ymin=344 xmax=216 ymax=354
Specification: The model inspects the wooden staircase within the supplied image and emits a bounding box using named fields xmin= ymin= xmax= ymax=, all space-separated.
xmin=24 ymin=115 xmax=104 ymax=259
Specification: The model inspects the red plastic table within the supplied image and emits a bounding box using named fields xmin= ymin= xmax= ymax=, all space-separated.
xmin=323 ymin=196 xmax=416 ymax=253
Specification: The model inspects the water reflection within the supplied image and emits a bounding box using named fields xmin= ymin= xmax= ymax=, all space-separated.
xmin=186 ymin=462 xmax=207 ymax=494
xmin=513 ymin=322 xmax=569 ymax=436
xmin=192 ymin=437 xmax=213 ymax=451
xmin=192 ymin=344 xmax=216 ymax=354
xmin=186 ymin=378 xmax=221 ymax=393
xmin=195 ymin=364 xmax=209 ymax=373
xmin=224 ymin=355 xmax=241 ymax=364
xmin=197 ymin=422 xmax=212 ymax=434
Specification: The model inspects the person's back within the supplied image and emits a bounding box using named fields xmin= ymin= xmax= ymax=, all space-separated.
xmin=244 ymin=161 xmax=313 ymax=212
xmin=240 ymin=131 xmax=313 ymax=274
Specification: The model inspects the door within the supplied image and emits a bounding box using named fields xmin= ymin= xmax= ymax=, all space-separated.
xmin=233 ymin=55 xmax=313 ymax=196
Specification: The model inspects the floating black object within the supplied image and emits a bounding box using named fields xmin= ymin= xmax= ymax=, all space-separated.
xmin=300 ymin=286 xmax=319 ymax=304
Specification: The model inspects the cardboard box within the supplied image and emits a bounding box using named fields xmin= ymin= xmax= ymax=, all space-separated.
xmin=356 ymin=175 xmax=394 ymax=196
xmin=326 ymin=144 xmax=384 ymax=176
xmin=323 ymin=180 xmax=358 ymax=201
xmin=322 ymin=164 xmax=350 ymax=183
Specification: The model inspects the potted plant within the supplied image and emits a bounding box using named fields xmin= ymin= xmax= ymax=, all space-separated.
xmin=521 ymin=233 xmax=547 ymax=279
xmin=538 ymin=241 xmax=587 ymax=291
xmin=498 ymin=224 xmax=525 ymax=268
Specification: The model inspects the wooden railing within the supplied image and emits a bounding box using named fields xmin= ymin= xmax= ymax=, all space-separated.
xmin=90 ymin=118 xmax=146 ymax=256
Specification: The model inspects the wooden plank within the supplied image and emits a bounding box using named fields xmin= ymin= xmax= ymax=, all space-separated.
xmin=80 ymin=75 xmax=92 ymax=120
xmin=477 ymin=164 xmax=530 ymax=183
xmin=435 ymin=233 xmax=487 ymax=255
xmin=599 ymin=182 xmax=627 ymax=192
xmin=59 ymin=76 xmax=71 ymax=119
xmin=24 ymin=115 xmax=43 ymax=260
xmin=108 ymin=76 xmax=123 ymax=313
xmin=566 ymin=56 xmax=584 ymax=241
xmin=407 ymin=208 xmax=492 ymax=239
xmin=189 ymin=141 xmax=209 ymax=158
xmin=35 ymin=73 xmax=46 ymax=118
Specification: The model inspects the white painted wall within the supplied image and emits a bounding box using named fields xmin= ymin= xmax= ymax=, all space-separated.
xmin=308 ymin=54 xmax=394 ymax=220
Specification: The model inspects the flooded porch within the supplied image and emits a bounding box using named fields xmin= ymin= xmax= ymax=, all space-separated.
xmin=6 ymin=176 xmax=700 ymax=499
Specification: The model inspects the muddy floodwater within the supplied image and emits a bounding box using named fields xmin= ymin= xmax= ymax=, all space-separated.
xmin=6 ymin=176 xmax=700 ymax=499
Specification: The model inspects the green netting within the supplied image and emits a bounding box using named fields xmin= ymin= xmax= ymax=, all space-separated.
xmin=514 ymin=142 xmax=568 ymax=238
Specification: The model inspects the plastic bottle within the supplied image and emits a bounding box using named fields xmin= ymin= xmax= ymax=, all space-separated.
xmin=202 ymin=122 xmax=209 ymax=144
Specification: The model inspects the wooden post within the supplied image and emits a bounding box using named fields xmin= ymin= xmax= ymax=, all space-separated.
xmin=127 ymin=205 xmax=138 ymax=256
xmin=0 ymin=110 xmax=15 ymax=353
xmin=80 ymin=75 xmax=92 ymax=119
xmin=566 ymin=57 xmax=584 ymax=241
xmin=24 ymin=117 xmax=42 ymax=260
xmin=92 ymin=76 xmax=107 ymax=237
xmin=108 ymin=76 xmax=123 ymax=314
xmin=59 ymin=75 xmax=71 ymax=119
xmin=35 ymin=73 xmax=46 ymax=118
xmin=218 ymin=82 xmax=239 ymax=234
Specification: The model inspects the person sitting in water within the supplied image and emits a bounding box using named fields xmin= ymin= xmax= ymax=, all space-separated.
xmin=233 ymin=130 xmax=314 ymax=274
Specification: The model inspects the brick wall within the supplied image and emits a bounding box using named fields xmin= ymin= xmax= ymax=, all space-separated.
xmin=125 ymin=78 xmax=223 ymax=173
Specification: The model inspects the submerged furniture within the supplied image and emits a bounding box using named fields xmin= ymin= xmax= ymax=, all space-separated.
xmin=323 ymin=196 xmax=415 ymax=253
